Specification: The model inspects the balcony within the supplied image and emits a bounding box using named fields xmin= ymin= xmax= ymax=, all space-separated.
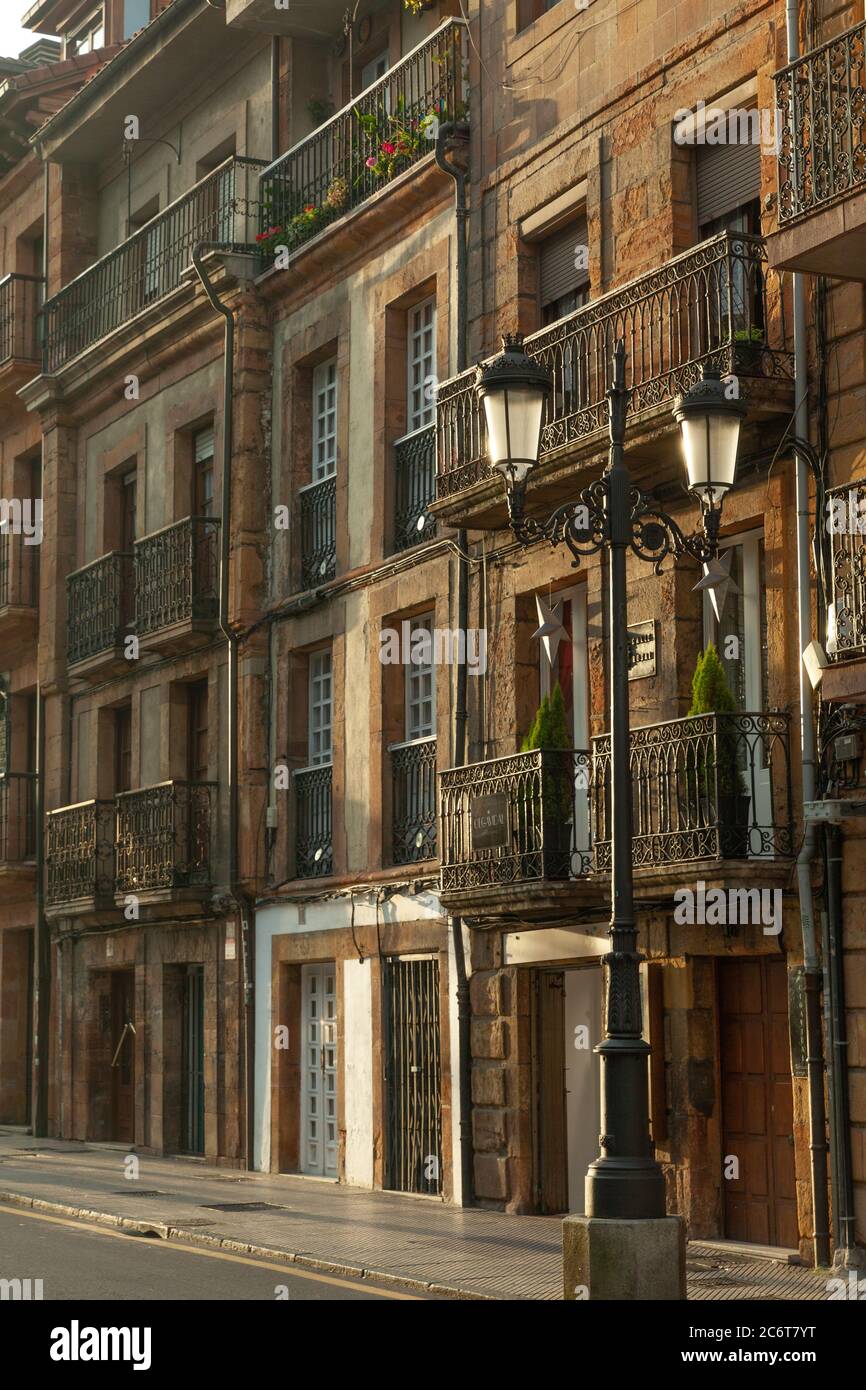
xmin=134 ymin=516 xmax=219 ymax=653
xmin=0 ymin=773 xmax=37 ymax=890
xmin=0 ymin=531 xmax=39 ymax=644
xmin=299 ymin=478 xmax=336 ymax=589
xmin=0 ymin=274 xmax=42 ymax=397
xmin=294 ymin=764 xmax=333 ymax=878
xmin=41 ymin=156 xmax=265 ymax=374
xmin=439 ymin=748 xmax=600 ymax=919
xmin=67 ymin=552 xmax=133 ymax=679
xmin=257 ymin=19 xmax=468 ymax=264
xmin=393 ymin=424 xmax=437 ymax=551
xmin=433 ymin=232 xmax=794 ymax=529
xmin=227 ymin=0 xmax=346 ymax=35
xmin=115 ymin=781 xmax=216 ymax=901
xmin=390 ymin=736 xmax=437 ymax=864
xmin=45 ymin=800 xmax=116 ymax=917
xmin=770 ymin=23 xmax=866 ymax=278
xmin=817 ymin=478 xmax=866 ymax=700
xmin=592 ymin=712 xmax=794 ymax=897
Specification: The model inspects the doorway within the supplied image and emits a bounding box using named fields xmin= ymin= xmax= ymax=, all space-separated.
xmin=110 ymin=970 xmax=135 ymax=1144
xmin=383 ymin=955 xmax=442 ymax=1195
xmin=534 ymin=965 xmax=602 ymax=1214
xmin=719 ymin=957 xmax=798 ymax=1248
xmin=539 ymin=583 xmax=590 ymax=868
xmin=300 ymin=963 xmax=338 ymax=1177
xmin=182 ymin=965 xmax=205 ymax=1155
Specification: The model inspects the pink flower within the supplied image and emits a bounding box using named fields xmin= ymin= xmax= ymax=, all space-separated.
xmin=381 ymin=141 xmax=396 ymax=155
xmin=366 ymin=156 xmax=377 ymax=168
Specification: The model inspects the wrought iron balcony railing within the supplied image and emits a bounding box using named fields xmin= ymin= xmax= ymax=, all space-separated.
xmin=0 ymin=530 xmax=39 ymax=610
xmin=592 ymin=712 xmax=794 ymax=868
xmin=115 ymin=780 xmax=216 ymax=895
xmin=827 ymin=478 xmax=866 ymax=659
xmin=67 ymin=551 xmax=133 ymax=666
xmin=134 ymin=516 xmax=219 ymax=637
xmin=776 ymin=22 xmax=866 ymax=225
xmin=0 ymin=273 xmax=43 ymax=365
xmin=258 ymin=18 xmax=468 ymax=261
xmin=295 ymin=764 xmax=332 ymax=878
xmin=437 ymin=231 xmax=793 ymax=498
xmin=390 ymin=736 xmax=437 ymax=863
xmin=393 ymin=424 xmax=437 ymax=551
xmin=439 ymin=748 xmax=592 ymax=892
xmin=0 ymin=773 xmax=36 ymax=864
xmin=42 ymin=156 xmax=266 ymax=373
xmin=45 ymin=799 xmax=116 ymax=908
xmin=299 ymin=477 xmax=336 ymax=589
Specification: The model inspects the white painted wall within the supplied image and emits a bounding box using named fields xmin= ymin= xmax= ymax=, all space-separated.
xmin=343 ymin=958 xmax=374 ymax=1188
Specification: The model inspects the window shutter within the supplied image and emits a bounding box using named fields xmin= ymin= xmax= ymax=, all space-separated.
xmin=696 ymin=138 xmax=761 ymax=229
xmin=194 ymin=426 xmax=214 ymax=463
xmin=539 ymin=216 xmax=588 ymax=308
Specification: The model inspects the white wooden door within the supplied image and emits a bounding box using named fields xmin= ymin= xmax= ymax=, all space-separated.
xmin=301 ymin=963 xmax=338 ymax=1177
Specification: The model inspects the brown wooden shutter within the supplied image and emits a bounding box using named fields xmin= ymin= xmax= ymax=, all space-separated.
xmin=539 ymin=216 xmax=589 ymax=308
xmin=647 ymin=963 xmax=668 ymax=1143
xmin=696 ymin=136 xmax=761 ymax=229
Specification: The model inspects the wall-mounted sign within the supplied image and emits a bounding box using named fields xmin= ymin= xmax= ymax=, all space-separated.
xmin=788 ymin=965 xmax=808 ymax=1078
xmin=470 ymin=792 xmax=511 ymax=851
xmin=627 ymin=620 xmax=657 ymax=680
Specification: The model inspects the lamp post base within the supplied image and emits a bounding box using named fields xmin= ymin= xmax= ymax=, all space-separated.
xmin=585 ymin=1156 xmax=667 ymax=1220
xmin=563 ymin=1215 xmax=686 ymax=1301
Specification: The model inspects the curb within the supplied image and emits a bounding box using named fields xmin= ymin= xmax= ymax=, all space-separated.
xmin=0 ymin=1189 xmax=495 ymax=1301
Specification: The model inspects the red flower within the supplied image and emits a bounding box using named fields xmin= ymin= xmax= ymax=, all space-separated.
xmin=381 ymin=141 xmax=396 ymax=155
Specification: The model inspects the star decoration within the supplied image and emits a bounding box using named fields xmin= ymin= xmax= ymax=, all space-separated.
xmin=532 ymin=594 xmax=568 ymax=666
xmin=692 ymin=550 xmax=739 ymax=622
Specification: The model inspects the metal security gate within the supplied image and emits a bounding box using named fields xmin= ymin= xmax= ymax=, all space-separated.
xmin=182 ymin=965 xmax=205 ymax=1155
xmin=384 ymin=955 xmax=442 ymax=1195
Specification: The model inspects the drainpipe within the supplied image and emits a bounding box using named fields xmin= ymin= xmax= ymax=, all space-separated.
xmin=191 ymin=242 xmax=254 ymax=1169
xmin=823 ymin=824 xmax=857 ymax=1262
xmin=435 ymin=120 xmax=473 ymax=1204
xmin=786 ymin=0 xmax=830 ymax=1268
xmin=270 ymin=38 xmax=281 ymax=162
xmin=32 ymin=684 xmax=48 ymax=1136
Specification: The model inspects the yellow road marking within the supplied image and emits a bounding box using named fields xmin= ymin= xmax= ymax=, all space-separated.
xmin=0 ymin=1203 xmax=420 ymax=1299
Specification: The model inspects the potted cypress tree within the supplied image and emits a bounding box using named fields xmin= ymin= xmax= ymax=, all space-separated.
xmin=519 ymin=682 xmax=574 ymax=876
xmin=686 ymin=643 xmax=750 ymax=857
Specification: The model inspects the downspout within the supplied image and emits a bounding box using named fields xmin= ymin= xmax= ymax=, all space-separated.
xmin=823 ymin=824 xmax=857 ymax=1263
xmin=436 ymin=121 xmax=473 ymax=1204
xmin=32 ymin=684 xmax=48 ymax=1136
xmin=270 ymin=38 xmax=280 ymax=162
xmin=191 ymin=243 xmax=254 ymax=1169
xmin=786 ymin=0 xmax=830 ymax=1268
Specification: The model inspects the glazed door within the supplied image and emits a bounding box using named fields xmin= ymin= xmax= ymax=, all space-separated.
xmin=539 ymin=584 xmax=590 ymax=870
xmin=383 ymin=955 xmax=442 ymax=1195
xmin=110 ymin=970 xmax=135 ymax=1144
xmin=300 ymin=963 xmax=338 ymax=1177
xmin=719 ymin=957 xmax=798 ymax=1249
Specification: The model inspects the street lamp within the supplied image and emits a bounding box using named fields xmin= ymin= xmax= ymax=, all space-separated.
xmin=477 ymin=335 xmax=743 ymax=1226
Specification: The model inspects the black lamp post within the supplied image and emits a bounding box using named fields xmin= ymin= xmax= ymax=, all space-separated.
xmin=477 ymin=335 xmax=745 ymax=1220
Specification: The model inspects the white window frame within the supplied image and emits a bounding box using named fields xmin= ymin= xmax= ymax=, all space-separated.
xmin=312 ymin=359 xmax=338 ymax=482
xmin=539 ymin=584 xmax=590 ymax=857
xmin=407 ymin=298 xmax=436 ymax=434
xmin=193 ymin=425 xmax=215 ymax=518
xmin=361 ymin=50 xmax=390 ymax=91
xmin=68 ymin=8 xmax=105 ymax=55
xmin=308 ymin=649 xmax=333 ymax=767
xmin=405 ymin=613 xmax=436 ymax=741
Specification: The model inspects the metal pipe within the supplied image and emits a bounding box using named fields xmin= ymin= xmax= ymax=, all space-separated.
xmin=786 ymin=0 xmax=830 ymax=1269
xmin=191 ymin=242 xmax=253 ymax=1169
xmin=435 ymin=116 xmax=472 ymax=1205
xmin=32 ymin=684 xmax=48 ymax=1136
xmin=823 ymin=824 xmax=857 ymax=1263
xmin=270 ymin=37 xmax=280 ymax=162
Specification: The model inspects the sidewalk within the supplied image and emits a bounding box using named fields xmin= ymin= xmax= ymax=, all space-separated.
xmin=0 ymin=1130 xmax=833 ymax=1300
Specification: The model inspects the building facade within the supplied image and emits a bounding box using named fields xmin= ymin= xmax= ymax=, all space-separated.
xmin=0 ymin=0 xmax=862 ymax=1270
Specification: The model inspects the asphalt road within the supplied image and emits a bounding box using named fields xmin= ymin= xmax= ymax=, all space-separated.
xmin=0 ymin=1204 xmax=426 ymax=1301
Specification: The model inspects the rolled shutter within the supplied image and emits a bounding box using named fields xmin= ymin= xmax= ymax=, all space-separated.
xmin=539 ymin=216 xmax=589 ymax=309
xmin=194 ymin=426 xmax=214 ymax=463
xmin=696 ymin=136 xmax=761 ymax=229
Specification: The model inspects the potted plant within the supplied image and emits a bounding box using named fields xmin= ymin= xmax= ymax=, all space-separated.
xmin=306 ymin=97 xmax=334 ymax=127
xmin=519 ymin=681 xmax=574 ymax=877
xmin=734 ymin=325 xmax=766 ymax=374
xmin=686 ymin=643 xmax=750 ymax=857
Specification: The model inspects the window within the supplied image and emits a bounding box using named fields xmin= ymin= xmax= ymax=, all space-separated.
xmin=121 ymin=469 xmax=137 ymax=552
xmin=696 ymin=137 xmax=761 ymax=239
xmin=114 ymin=705 xmax=132 ymax=794
xmin=361 ymin=50 xmax=389 ymax=90
xmin=407 ymin=299 xmax=436 ymax=432
xmin=308 ymin=651 xmax=333 ymax=766
xmin=123 ymin=0 xmax=151 ymax=40
xmin=68 ymin=9 xmax=105 ymax=55
xmin=312 ymin=361 xmax=337 ymax=481
xmin=187 ymin=681 xmax=209 ymax=784
xmin=519 ymin=0 xmax=563 ymax=31
xmin=540 ymin=216 xmax=589 ymax=325
xmin=193 ymin=426 xmax=215 ymax=518
xmin=405 ymin=614 xmax=436 ymax=740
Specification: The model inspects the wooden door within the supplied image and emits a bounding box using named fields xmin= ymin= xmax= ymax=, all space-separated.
xmin=719 ymin=957 xmax=798 ymax=1248
xmin=535 ymin=970 xmax=568 ymax=1213
xmin=110 ymin=971 xmax=135 ymax=1144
